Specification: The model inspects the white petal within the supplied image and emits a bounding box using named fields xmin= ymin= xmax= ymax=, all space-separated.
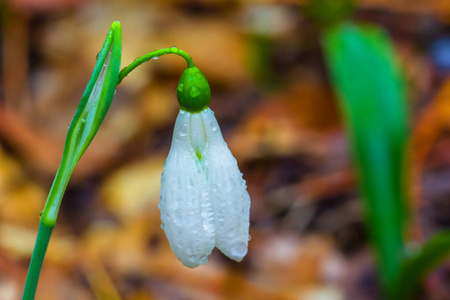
xmin=201 ymin=108 xmax=251 ymax=262
xmin=160 ymin=110 xmax=215 ymax=268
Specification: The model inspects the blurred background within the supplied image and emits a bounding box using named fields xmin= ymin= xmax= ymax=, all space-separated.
xmin=1 ymin=0 xmax=450 ymax=299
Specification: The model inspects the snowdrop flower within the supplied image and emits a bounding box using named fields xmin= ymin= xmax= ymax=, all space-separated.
xmin=159 ymin=67 xmax=251 ymax=268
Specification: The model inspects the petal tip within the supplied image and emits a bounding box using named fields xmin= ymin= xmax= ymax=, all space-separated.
xmin=221 ymin=242 xmax=248 ymax=262
xmin=179 ymin=253 xmax=210 ymax=268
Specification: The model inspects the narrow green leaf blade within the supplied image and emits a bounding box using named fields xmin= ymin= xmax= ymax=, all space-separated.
xmin=322 ymin=22 xmax=409 ymax=294
xmin=66 ymin=21 xmax=122 ymax=164
xmin=395 ymin=232 xmax=450 ymax=300
xmin=41 ymin=21 xmax=122 ymax=225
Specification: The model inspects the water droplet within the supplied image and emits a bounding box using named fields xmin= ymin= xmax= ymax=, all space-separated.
xmin=179 ymin=124 xmax=188 ymax=137
xmin=248 ymin=234 xmax=252 ymax=241
xmin=180 ymin=110 xmax=186 ymax=115
xmin=114 ymin=90 xmax=117 ymax=95
xmin=171 ymin=46 xmax=179 ymax=53
xmin=95 ymin=52 xmax=100 ymax=60
xmin=152 ymin=56 xmax=159 ymax=60
xmin=104 ymin=63 xmax=108 ymax=67
xmin=177 ymin=83 xmax=184 ymax=92
xmin=193 ymin=225 xmax=200 ymax=233
xmin=174 ymin=209 xmax=182 ymax=226
xmin=189 ymin=86 xmax=200 ymax=98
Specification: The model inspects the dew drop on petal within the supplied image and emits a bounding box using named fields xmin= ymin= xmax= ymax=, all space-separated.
xmin=210 ymin=122 xmax=218 ymax=132
xmin=173 ymin=209 xmax=183 ymax=226
xmin=179 ymin=124 xmax=188 ymax=137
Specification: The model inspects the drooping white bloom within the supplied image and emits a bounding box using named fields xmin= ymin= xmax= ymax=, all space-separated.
xmin=159 ymin=108 xmax=251 ymax=268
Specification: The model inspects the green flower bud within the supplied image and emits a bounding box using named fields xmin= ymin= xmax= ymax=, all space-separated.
xmin=176 ymin=67 xmax=211 ymax=112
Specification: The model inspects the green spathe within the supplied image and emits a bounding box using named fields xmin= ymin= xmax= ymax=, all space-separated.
xmin=22 ymin=21 xmax=122 ymax=300
xmin=176 ymin=67 xmax=211 ymax=112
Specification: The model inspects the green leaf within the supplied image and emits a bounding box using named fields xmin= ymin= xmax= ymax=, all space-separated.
xmin=23 ymin=21 xmax=123 ymax=300
xmin=65 ymin=21 xmax=122 ymax=166
xmin=394 ymin=232 xmax=450 ymax=300
xmin=322 ymin=22 xmax=409 ymax=295
xmin=41 ymin=21 xmax=122 ymax=226
xmin=304 ymin=0 xmax=356 ymax=26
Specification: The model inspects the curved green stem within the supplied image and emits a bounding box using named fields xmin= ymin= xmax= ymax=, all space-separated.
xmin=117 ymin=47 xmax=194 ymax=85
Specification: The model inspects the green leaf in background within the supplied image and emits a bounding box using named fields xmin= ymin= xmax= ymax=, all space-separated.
xmin=322 ymin=22 xmax=409 ymax=297
xmin=304 ymin=0 xmax=356 ymax=26
xmin=395 ymin=232 xmax=450 ymax=299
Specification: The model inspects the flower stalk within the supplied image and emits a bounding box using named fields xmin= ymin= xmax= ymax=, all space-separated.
xmin=117 ymin=47 xmax=194 ymax=85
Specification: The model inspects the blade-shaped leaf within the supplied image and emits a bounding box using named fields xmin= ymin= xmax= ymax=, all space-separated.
xmin=322 ymin=22 xmax=409 ymax=295
xmin=41 ymin=21 xmax=122 ymax=225
xmin=395 ymin=232 xmax=450 ymax=300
